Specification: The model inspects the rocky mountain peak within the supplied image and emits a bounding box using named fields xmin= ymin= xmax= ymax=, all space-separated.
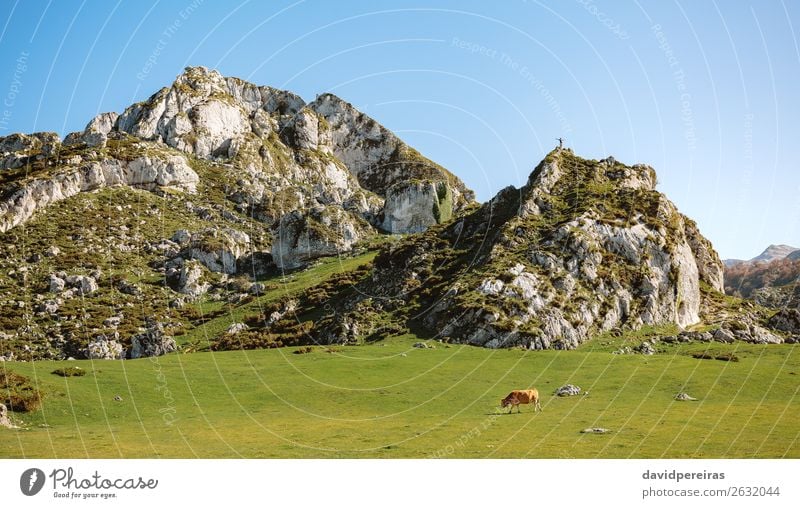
xmin=724 ymin=243 xmax=799 ymax=267
xmin=753 ymin=244 xmax=799 ymax=262
xmin=0 ymin=67 xmax=475 ymax=268
xmin=515 ymin=148 xmax=657 ymax=218
xmin=176 ymin=65 xmax=227 ymax=91
xmin=296 ymin=149 xmax=725 ymax=350
xmin=307 ymin=92 xmax=473 ymax=233
xmin=114 ymin=68 xmax=473 ymax=246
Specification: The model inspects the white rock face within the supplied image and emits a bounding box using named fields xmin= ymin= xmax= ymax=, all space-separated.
xmin=0 ymin=132 xmax=60 ymax=169
xmin=125 ymin=156 xmax=199 ymax=191
xmin=272 ymin=206 xmax=371 ymax=270
xmin=117 ymin=67 xmax=290 ymax=159
xmin=1 ymin=66 xmax=472 ymax=268
xmin=449 ymin=207 xmax=704 ymax=349
xmin=381 ymin=180 xmax=452 ymax=233
xmin=64 ymin=112 xmax=120 ymax=147
xmin=283 ymin=107 xmax=332 ymax=152
xmin=65 ymin=275 xmax=99 ymax=295
xmin=182 ymin=227 xmax=251 ymax=274
xmin=175 ymin=260 xmax=209 ymax=299
xmin=85 ymin=336 xmax=124 ymax=360
xmin=0 ymin=155 xmax=198 ymax=232
xmin=87 ymin=112 xmax=119 ymax=135
xmin=129 ymin=321 xmax=176 ymax=359
xmin=566 ymin=215 xmax=700 ymax=329
xmin=310 ymin=93 xmax=399 ymax=184
xmin=310 ymin=93 xmax=473 ymax=212
xmin=669 ymin=241 xmax=701 ymax=328
xmin=186 ymin=100 xmax=250 ymax=157
xmin=683 ymin=215 xmax=724 ymax=292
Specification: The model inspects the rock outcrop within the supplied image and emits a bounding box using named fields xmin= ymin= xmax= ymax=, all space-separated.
xmin=129 ymin=320 xmax=176 ymax=359
xmin=272 ymin=206 xmax=373 ymax=270
xmin=302 ymin=149 xmax=726 ymax=350
xmin=555 ymin=384 xmax=582 ymax=396
xmin=310 ymin=93 xmax=473 ymax=234
xmin=381 ymin=180 xmax=453 ymax=234
xmin=0 ymin=403 xmax=13 ymax=428
xmin=0 ymin=66 xmax=474 ymax=269
xmin=47 ymin=272 xmax=99 ymax=296
xmin=111 ymin=66 xmax=472 ymax=264
xmin=0 ymin=132 xmax=60 ymax=169
xmin=84 ymin=335 xmax=125 ymax=360
xmin=167 ymin=259 xmax=210 ymax=299
xmin=768 ymin=308 xmax=800 ymax=334
xmin=64 ymin=112 xmax=119 ymax=148
xmin=0 ymin=154 xmax=198 ymax=232
xmin=180 ymin=227 xmax=251 ymax=274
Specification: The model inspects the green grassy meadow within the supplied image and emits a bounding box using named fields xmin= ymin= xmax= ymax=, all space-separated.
xmin=2 ymin=336 xmax=798 ymax=458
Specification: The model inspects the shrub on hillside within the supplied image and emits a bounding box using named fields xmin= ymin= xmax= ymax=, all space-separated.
xmin=1 ymin=369 xmax=43 ymax=412
xmin=52 ymin=366 xmax=87 ymax=377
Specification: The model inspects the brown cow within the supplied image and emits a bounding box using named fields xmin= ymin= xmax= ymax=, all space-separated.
xmin=501 ymin=389 xmax=542 ymax=413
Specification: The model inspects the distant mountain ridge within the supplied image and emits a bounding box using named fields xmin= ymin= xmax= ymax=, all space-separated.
xmin=752 ymin=244 xmax=799 ymax=262
xmin=724 ymin=244 xmax=799 ymax=267
xmin=724 ymin=244 xmax=800 ymax=308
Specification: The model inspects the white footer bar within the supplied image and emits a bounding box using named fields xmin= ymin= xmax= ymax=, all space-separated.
xmin=1 ymin=459 xmax=797 ymax=507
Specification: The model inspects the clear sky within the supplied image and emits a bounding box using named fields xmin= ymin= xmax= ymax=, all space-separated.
xmin=0 ymin=0 xmax=797 ymax=260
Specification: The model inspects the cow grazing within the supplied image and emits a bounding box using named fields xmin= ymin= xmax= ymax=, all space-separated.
xmin=501 ymin=389 xmax=542 ymax=413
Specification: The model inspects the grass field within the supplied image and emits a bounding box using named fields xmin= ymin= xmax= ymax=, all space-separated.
xmin=2 ymin=335 xmax=798 ymax=458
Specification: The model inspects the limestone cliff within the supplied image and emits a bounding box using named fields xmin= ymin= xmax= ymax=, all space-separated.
xmin=304 ymin=149 xmax=727 ymax=349
xmin=0 ymin=66 xmax=475 ymax=360
xmin=0 ymin=66 xmax=474 ymax=269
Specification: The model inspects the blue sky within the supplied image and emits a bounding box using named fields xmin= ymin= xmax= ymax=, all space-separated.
xmin=0 ymin=0 xmax=797 ymax=260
